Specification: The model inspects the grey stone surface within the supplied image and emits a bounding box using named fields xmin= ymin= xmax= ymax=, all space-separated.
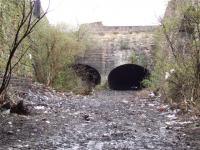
xmin=76 ymin=22 xmax=156 ymax=83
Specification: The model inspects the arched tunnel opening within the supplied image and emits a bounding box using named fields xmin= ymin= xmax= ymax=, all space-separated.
xmin=108 ymin=64 xmax=150 ymax=90
xmin=72 ymin=64 xmax=101 ymax=87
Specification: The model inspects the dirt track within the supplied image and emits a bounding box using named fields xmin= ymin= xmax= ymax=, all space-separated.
xmin=0 ymin=84 xmax=199 ymax=150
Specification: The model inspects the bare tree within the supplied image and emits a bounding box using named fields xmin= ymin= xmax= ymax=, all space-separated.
xmin=0 ymin=0 xmax=49 ymax=103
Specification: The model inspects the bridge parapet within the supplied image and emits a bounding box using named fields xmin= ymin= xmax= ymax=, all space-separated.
xmin=83 ymin=22 xmax=159 ymax=35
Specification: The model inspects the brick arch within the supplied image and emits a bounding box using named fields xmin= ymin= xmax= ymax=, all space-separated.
xmin=72 ymin=64 xmax=101 ymax=86
xmin=108 ymin=64 xmax=149 ymax=90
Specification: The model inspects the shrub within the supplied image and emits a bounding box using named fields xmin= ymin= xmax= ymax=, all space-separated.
xmin=147 ymin=1 xmax=200 ymax=111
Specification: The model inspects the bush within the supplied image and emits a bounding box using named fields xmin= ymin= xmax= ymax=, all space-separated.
xmin=30 ymin=22 xmax=95 ymax=92
xmin=53 ymin=66 xmax=82 ymax=92
xmin=147 ymin=1 xmax=200 ymax=112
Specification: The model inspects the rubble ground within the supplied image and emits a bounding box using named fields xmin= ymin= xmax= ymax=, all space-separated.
xmin=0 ymin=84 xmax=199 ymax=150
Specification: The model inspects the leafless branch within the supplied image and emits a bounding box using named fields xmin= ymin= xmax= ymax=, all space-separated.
xmin=0 ymin=0 xmax=50 ymax=98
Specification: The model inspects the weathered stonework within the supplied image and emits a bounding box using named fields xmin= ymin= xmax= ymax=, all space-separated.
xmin=76 ymin=22 xmax=158 ymax=83
xmin=86 ymin=22 xmax=157 ymax=34
xmin=75 ymin=0 xmax=200 ymax=87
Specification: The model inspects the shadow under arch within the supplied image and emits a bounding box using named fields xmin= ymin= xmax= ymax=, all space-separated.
xmin=108 ymin=64 xmax=150 ymax=90
xmin=72 ymin=64 xmax=101 ymax=86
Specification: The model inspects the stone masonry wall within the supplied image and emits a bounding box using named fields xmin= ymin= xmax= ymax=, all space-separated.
xmin=76 ymin=0 xmax=200 ymax=83
xmin=84 ymin=22 xmax=158 ymax=34
xmin=76 ymin=22 xmax=157 ymax=80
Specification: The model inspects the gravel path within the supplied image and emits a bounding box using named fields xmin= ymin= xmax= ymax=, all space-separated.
xmin=0 ymin=85 xmax=199 ymax=150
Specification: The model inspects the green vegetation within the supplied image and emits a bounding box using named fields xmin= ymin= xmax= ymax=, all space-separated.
xmin=0 ymin=0 xmax=49 ymax=102
xmin=131 ymin=51 xmax=148 ymax=67
xmin=0 ymin=0 xmax=199 ymax=112
xmin=120 ymin=38 xmax=130 ymax=49
xmin=30 ymin=22 xmax=92 ymax=91
xmin=0 ymin=0 xmax=95 ymax=100
xmin=0 ymin=0 xmax=31 ymax=74
xmin=146 ymin=1 xmax=200 ymax=112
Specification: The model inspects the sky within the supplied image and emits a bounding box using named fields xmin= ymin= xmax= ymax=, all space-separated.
xmin=41 ymin=0 xmax=171 ymax=27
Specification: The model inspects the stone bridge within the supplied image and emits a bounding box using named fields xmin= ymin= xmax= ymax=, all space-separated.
xmin=74 ymin=22 xmax=158 ymax=90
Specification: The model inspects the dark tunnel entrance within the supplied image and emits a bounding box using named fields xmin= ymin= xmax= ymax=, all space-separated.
xmin=108 ymin=64 xmax=149 ymax=90
xmin=72 ymin=64 xmax=101 ymax=87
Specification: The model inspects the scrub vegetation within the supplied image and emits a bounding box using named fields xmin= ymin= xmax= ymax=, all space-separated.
xmin=0 ymin=0 xmax=199 ymax=113
xmin=146 ymin=1 xmax=200 ymax=112
xmin=0 ymin=0 xmax=199 ymax=149
xmin=0 ymin=0 xmax=94 ymax=104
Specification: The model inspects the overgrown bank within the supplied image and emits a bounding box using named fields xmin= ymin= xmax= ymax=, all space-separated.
xmin=145 ymin=0 xmax=200 ymax=113
xmin=0 ymin=0 xmax=97 ymax=98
